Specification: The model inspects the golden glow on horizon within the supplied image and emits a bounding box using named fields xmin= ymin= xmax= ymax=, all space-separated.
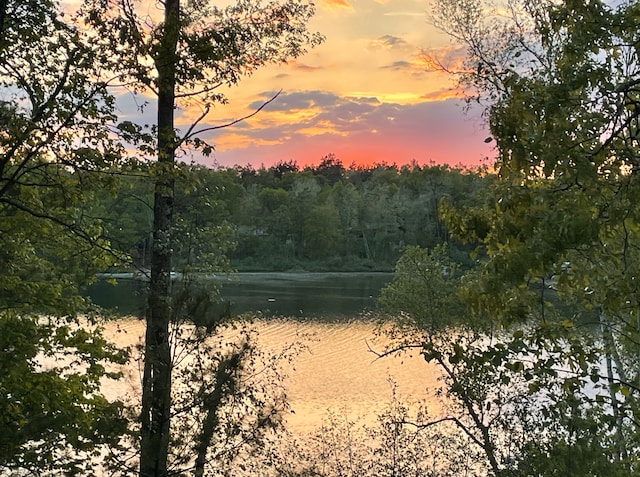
xmin=346 ymin=91 xmax=427 ymax=104
xmin=59 ymin=0 xmax=491 ymax=168
xmin=420 ymin=89 xmax=464 ymax=101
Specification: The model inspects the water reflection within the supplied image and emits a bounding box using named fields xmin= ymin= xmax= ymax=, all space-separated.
xmin=86 ymin=272 xmax=393 ymax=319
xmin=102 ymin=318 xmax=440 ymax=435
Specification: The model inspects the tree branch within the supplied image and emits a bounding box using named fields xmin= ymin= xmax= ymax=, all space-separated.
xmin=179 ymin=90 xmax=282 ymax=144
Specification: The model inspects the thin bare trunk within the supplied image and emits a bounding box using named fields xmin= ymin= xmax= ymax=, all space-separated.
xmin=362 ymin=227 xmax=371 ymax=260
xmin=435 ymin=354 xmax=502 ymax=475
xmin=194 ymin=347 xmax=246 ymax=477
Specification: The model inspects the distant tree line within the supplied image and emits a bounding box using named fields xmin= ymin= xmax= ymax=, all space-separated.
xmin=94 ymin=156 xmax=490 ymax=273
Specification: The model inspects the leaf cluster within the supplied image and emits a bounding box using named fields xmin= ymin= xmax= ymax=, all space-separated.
xmin=427 ymin=0 xmax=640 ymax=473
xmin=0 ymin=313 xmax=129 ymax=475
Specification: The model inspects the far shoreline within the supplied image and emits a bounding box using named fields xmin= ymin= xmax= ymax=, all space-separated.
xmin=96 ymin=270 xmax=395 ymax=282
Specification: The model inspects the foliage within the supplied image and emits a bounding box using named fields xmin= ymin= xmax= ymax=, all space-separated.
xmin=0 ymin=1 xmax=134 ymax=474
xmin=96 ymin=162 xmax=489 ymax=272
xmin=276 ymin=388 xmax=485 ymax=477
xmin=166 ymin=322 xmax=295 ymax=477
xmin=0 ymin=173 xmax=109 ymax=315
xmin=378 ymin=243 xmax=637 ymax=476
xmin=80 ymin=0 xmax=324 ymax=162
xmin=426 ymin=0 xmax=640 ymax=473
xmin=0 ymin=313 xmax=129 ymax=476
xmin=78 ymin=0 xmax=325 ymax=475
xmin=379 ymin=245 xmax=466 ymax=331
xmin=0 ymin=0 xmax=126 ymax=288
xmin=108 ymin=303 xmax=303 ymax=476
xmin=0 ymin=0 xmax=125 ymax=199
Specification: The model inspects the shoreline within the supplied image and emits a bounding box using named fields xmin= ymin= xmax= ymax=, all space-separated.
xmin=96 ymin=270 xmax=395 ymax=282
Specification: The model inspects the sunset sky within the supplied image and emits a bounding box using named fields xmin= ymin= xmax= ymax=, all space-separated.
xmin=112 ymin=0 xmax=495 ymax=170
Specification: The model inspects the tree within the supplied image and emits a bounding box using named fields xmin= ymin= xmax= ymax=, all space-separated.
xmin=82 ymin=1 xmax=322 ymax=475
xmin=277 ymin=390 xmax=478 ymax=477
xmin=0 ymin=1 xmax=132 ymax=473
xmin=0 ymin=166 xmax=132 ymax=476
xmin=379 ymin=244 xmax=631 ymax=476
xmin=327 ymin=181 xmax=362 ymax=258
xmin=303 ymin=204 xmax=342 ymax=259
xmin=0 ymin=0 xmax=124 ymax=202
xmin=0 ymin=311 xmax=129 ymax=475
xmin=358 ymin=174 xmax=402 ymax=264
xmin=428 ymin=0 xmax=640 ymax=472
xmin=288 ymin=175 xmax=322 ymax=258
xmin=312 ymin=154 xmax=346 ymax=185
xmin=93 ymin=168 xmax=155 ymax=268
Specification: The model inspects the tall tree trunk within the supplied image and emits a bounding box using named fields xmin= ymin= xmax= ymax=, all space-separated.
xmin=139 ymin=0 xmax=179 ymax=475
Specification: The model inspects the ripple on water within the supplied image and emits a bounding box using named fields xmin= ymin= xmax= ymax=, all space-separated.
xmin=101 ymin=318 xmax=442 ymax=435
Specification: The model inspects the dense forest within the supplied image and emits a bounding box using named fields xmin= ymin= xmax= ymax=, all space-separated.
xmin=97 ymin=157 xmax=490 ymax=272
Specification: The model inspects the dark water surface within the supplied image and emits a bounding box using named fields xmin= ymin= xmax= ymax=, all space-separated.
xmin=86 ymin=272 xmax=393 ymax=318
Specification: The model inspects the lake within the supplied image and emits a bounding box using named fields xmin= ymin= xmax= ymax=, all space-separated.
xmin=90 ymin=272 xmax=441 ymax=434
xmin=87 ymin=272 xmax=394 ymax=319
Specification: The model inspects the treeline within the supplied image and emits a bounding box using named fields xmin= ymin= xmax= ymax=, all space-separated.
xmin=95 ymin=156 xmax=490 ymax=272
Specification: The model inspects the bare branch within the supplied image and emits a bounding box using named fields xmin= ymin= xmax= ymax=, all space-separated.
xmin=179 ymin=90 xmax=282 ymax=143
xmin=365 ymin=338 xmax=424 ymax=362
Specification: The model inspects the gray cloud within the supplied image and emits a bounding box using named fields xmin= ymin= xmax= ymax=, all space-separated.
xmin=375 ymin=34 xmax=409 ymax=49
xmin=249 ymin=90 xmax=341 ymax=111
xmin=382 ymin=60 xmax=413 ymax=70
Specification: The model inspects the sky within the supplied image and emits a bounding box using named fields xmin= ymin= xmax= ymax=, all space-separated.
xmin=115 ymin=0 xmax=495 ymax=170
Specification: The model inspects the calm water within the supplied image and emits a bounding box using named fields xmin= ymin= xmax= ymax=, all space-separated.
xmin=86 ymin=272 xmax=393 ymax=319
xmin=92 ymin=272 xmax=440 ymax=434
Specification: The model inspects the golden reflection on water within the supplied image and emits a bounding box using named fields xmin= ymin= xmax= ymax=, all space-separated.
xmin=102 ymin=318 xmax=441 ymax=436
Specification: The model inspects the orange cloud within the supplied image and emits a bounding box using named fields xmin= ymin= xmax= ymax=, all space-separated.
xmin=297 ymin=120 xmax=348 ymax=137
xmin=251 ymin=108 xmax=321 ymax=127
xmin=213 ymin=132 xmax=288 ymax=151
xmin=346 ymin=91 xmax=426 ymax=105
xmin=420 ymin=88 xmax=464 ymax=101
xmin=319 ymin=0 xmax=353 ymax=11
xmin=290 ymin=61 xmax=323 ymax=72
